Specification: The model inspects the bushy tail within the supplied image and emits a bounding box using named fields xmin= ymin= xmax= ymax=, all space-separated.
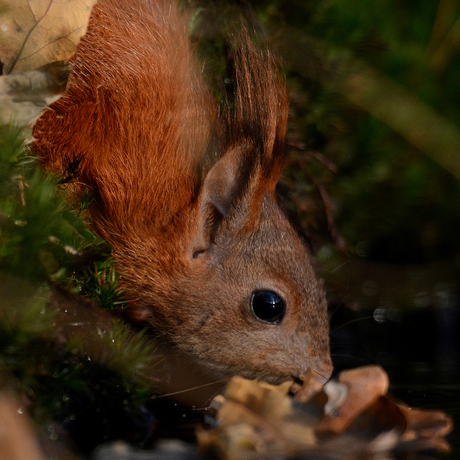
xmin=33 ymin=0 xmax=215 ymax=243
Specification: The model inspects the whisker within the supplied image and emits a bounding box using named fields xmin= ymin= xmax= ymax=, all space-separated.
xmin=156 ymin=378 xmax=229 ymax=400
xmin=330 ymin=316 xmax=374 ymax=334
xmin=204 ymin=385 xmax=230 ymax=408
xmin=312 ymin=368 xmax=331 ymax=383
xmin=328 ymin=300 xmax=347 ymax=319
xmin=325 ymin=260 xmax=349 ymax=277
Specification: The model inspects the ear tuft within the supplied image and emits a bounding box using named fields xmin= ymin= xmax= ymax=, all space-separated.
xmin=192 ymin=31 xmax=289 ymax=255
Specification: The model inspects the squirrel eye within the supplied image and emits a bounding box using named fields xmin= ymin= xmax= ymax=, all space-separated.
xmin=251 ymin=291 xmax=285 ymax=323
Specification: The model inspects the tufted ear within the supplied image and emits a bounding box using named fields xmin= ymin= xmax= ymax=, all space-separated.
xmin=202 ymin=145 xmax=253 ymax=216
xmin=191 ymin=144 xmax=253 ymax=257
xmin=191 ymin=33 xmax=288 ymax=257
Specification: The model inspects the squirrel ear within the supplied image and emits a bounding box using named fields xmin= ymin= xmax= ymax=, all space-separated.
xmin=192 ymin=145 xmax=253 ymax=256
xmin=201 ymin=146 xmax=247 ymax=216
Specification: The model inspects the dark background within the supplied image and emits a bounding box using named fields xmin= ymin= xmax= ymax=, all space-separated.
xmin=248 ymin=0 xmax=460 ymax=455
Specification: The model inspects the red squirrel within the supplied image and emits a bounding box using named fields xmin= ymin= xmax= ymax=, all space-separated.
xmin=33 ymin=0 xmax=332 ymax=392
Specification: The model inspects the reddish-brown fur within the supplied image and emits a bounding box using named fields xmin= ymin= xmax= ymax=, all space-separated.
xmin=33 ymin=0 xmax=332 ymax=391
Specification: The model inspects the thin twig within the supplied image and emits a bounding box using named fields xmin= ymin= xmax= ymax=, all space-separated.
xmin=287 ymin=141 xmax=338 ymax=173
xmin=305 ymin=171 xmax=348 ymax=255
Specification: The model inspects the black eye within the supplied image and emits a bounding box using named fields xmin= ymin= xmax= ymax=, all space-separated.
xmin=251 ymin=291 xmax=285 ymax=323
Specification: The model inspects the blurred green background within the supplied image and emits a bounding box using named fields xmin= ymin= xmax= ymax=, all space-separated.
xmin=242 ymin=0 xmax=460 ymax=313
xmin=257 ymin=3 xmax=460 ymax=450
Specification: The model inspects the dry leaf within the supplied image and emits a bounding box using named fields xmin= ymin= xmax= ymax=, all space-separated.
xmin=0 ymin=61 xmax=70 ymax=125
xmin=398 ymin=402 xmax=454 ymax=453
xmin=197 ymin=376 xmax=317 ymax=459
xmin=291 ymin=368 xmax=327 ymax=403
xmin=0 ymin=0 xmax=96 ymax=74
xmin=0 ymin=0 xmax=95 ymax=127
xmin=318 ymin=365 xmax=390 ymax=434
xmin=199 ymin=366 xmax=453 ymax=459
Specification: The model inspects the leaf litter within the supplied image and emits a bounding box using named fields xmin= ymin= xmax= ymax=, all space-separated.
xmin=197 ymin=366 xmax=453 ymax=459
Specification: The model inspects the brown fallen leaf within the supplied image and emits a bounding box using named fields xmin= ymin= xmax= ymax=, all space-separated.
xmin=398 ymin=402 xmax=454 ymax=453
xmin=291 ymin=368 xmax=326 ymax=403
xmin=0 ymin=0 xmax=96 ymax=127
xmin=317 ymin=365 xmax=390 ymax=434
xmin=200 ymin=376 xmax=317 ymax=458
xmin=0 ymin=0 xmax=96 ymax=74
xmin=0 ymin=61 xmax=71 ymax=125
xmin=198 ymin=366 xmax=453 ymax=459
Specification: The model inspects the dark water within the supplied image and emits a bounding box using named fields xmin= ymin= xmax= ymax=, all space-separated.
xmin=329 ymin=301 xmax=460 ymax=458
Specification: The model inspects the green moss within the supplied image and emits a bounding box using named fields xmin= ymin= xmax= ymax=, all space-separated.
xmin=0 ymin=125 xmax=159 ymax=449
